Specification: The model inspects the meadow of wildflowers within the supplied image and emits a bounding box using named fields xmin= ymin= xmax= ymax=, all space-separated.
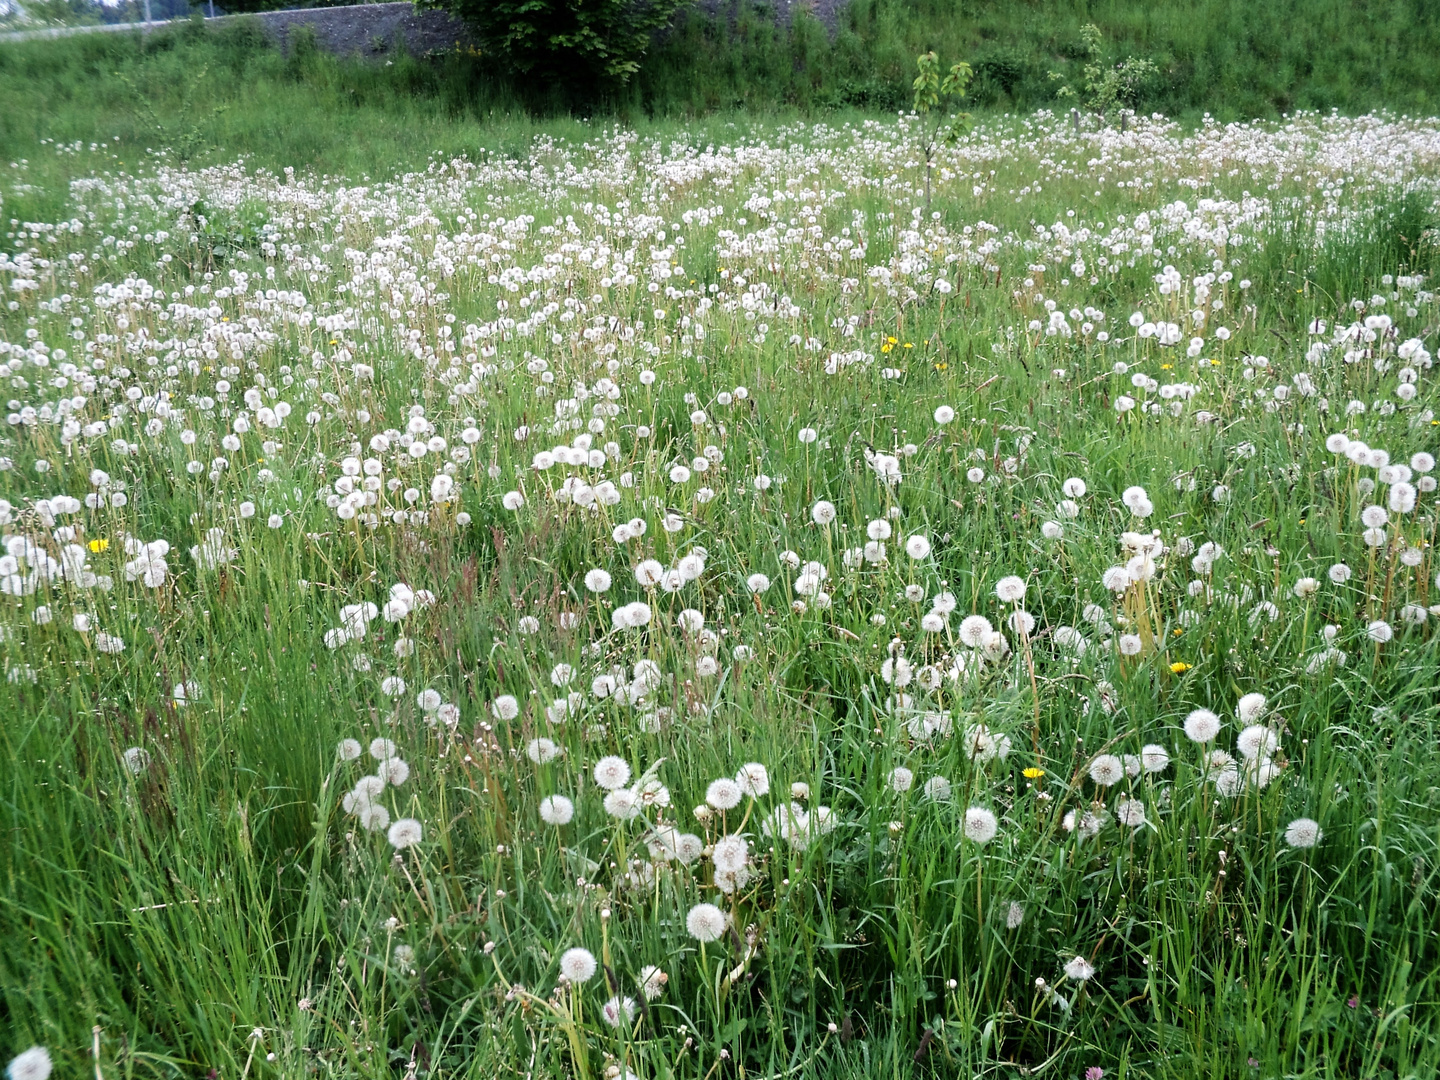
xmin=1 ymin=108 xmax=1439 ymax=1079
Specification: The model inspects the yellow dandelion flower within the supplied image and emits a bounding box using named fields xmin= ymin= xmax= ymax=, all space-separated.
xmin=1170 ymin=661 xmax=1191 ymax=674
xmin=1022 ymin=767 xmax=1045 ymax=780
xmin=88 ymin=538 xmax=109 ymax=553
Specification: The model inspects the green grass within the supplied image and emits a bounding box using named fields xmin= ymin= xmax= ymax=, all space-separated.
xmin=1 ymin=18 xmax=1440 ymax=1080
xmin=3 ymin=0 xmax=1440 ymax=221
xmin=642 ymin=0 xmax=1440 ymax=117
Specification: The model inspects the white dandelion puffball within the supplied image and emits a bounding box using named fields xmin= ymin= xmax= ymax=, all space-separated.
xmin=811 ymin=499 xmax=837 ymax=525
xmin=358 ymin=803 xmax=390 ymax=832
xmin=995 ymin=575 xmax=1026 ymax=603
xmin=1235 ymin=692 xmax=1267 ymax=724
xmin=924 ymin=776 xmax=952 ymax=801
xmin=888 ymin=766 xmax=915 ymax=793
xmin=377 ymin=757 xmax=410 ymax=786
xmin=1116 ymin=799 xmax=1147 ymax=827
xmin=1367 ymin=620 xmax=1393 ymax=643
xmin=905 ymin=534 xmax=932 ymax=560
xmin=746 ymin=573 xmax=771 ymax=594
xmin=712 ymin=833 xmax=749 ymax=874
xmin=370 ymin=737 xmax=397 ymax=761
xmin=387 ymin=817 xmax=423 ymax=850
xmin=560 ymin=947 xmax=597 ymax=983
xmin=584 ymin=568 xmax=612 ymax=593
xmin=1328 ymin=562 xmax=1352 ymax=584
xmin=1184 ymin=709 xmax=1221 ymax=743
xmin=338 ymin=738 xmax=363 ymax=761
xmin=639 ymin=964 xmax=668 ymax=1000
xmin=1284 ymin=817 xmax=1323 ymax=849
xmin=687 ymin=902 xmax=727 ymax=943
xmin=958 ymin=615 xmax=993 ymax=648
xmin=594 ymin=756 xmax=632 ymax=791
xmin=1062 ymin=477 xmax=1087 ymax=498
xmin=1121 ymin=485 xmax=1149 ymax=511
xmin=539 ymin=795 xmax=574 ymax=825
xmin=1140 ymin=744 xmax=1170 ymax=773
xmin=526 ymin=738 xmax=560 ymax=765
xmin=736 ymin=762 xmax=770 ymax=798
xmin=1006 ymin=901 xmax=1025 ymax=929
xmin=1089 ymin=754 xmax=1125 ymax=786
xmin=1236 ymin=724 xmax=1279 ymax=761
xmin=492 ymin=695 xmax=520 ymax=721
xmin=706 ymin=777 xmax=744 ymax=810
xmin=1064 ymin=956 xmax=1095 ymax=982
xmin=962 ymin=806 xmax=999 ymax=844
xmin=934 ymin=405 xmax=955 ymax=424
xmin=602 ymin=995 xmax=636 ymax=1029
xmin=122 ymin=746 xmax=151 ymax=776
xmin=603 ymin=788 xmax=640 ymax=820
xmin=6 ymin=1047 xmax=52 ymax=1080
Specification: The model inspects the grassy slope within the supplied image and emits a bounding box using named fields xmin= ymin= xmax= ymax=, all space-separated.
xmin=645 ymin=0 xmax=1440 ymax=117
xmin=1 ymin=0 xmax=1439 ymax=218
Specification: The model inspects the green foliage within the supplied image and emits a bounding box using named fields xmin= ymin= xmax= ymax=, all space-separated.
xmin=1049 ymin=23 xmax=1159 ymax=118
xmin=419 ymin=0 xmax=693 ymax=87
xmin=912 ymin=50 xmax=972 ymax=210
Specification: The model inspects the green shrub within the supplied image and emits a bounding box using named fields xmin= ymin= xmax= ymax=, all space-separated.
xmin=420 ymin=0 xmax=693 ymax=87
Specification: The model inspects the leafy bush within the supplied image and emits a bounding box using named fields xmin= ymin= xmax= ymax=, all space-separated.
xmin=420 ymin=0 xmax=693 ymax=86
xmin=1049 ymin=24 xmax=1159 ymax=118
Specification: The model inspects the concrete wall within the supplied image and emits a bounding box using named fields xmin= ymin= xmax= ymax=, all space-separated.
xmin=1 ymin=0 xmax=844 ymax=54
